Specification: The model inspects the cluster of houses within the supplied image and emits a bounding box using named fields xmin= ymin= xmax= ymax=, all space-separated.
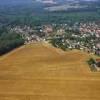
xmin=10 ymin=22 xmax=100 ymax=56
xmin=10 ymin=26 xmax=42 ymax=44
xmin=48 ymin=22 xmax=100 ymax=56
xmin=79 ymin=22 xmax=100 ymax=38
xmin=9 ymin=23 xmax=100 ymax=69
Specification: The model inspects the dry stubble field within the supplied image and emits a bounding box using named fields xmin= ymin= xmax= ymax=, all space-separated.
xmin=0 ymin=42 xmax=100 ymax=100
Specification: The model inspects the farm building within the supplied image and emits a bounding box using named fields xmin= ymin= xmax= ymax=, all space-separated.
xmin=95 ymin=59 xmax=100 ymax=67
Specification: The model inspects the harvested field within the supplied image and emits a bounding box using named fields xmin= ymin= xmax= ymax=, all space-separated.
xmin=0 ymin=42 xmax=100 ymax=100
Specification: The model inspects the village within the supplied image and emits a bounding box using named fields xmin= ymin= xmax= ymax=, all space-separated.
xmin=9 ymin=22 xmax=100 ymax=70
xmin=10 ymin=22 xmax=100 ymax=55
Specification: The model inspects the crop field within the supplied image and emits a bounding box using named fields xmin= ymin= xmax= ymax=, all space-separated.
xmin=0 ymin=42 xmax=100 ymax=100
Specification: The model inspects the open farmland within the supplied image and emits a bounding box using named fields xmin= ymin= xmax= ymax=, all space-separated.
xmin=0 ymin=42 xmax=100 ymax=100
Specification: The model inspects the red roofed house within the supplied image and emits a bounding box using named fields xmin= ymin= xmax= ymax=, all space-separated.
xmin=43 ymin=25 xmax=53 ymax=36
xmin=95 ymin=43 xmax=100 ymax=56
xmin=95 ymin=59 xmax=100 ymax=67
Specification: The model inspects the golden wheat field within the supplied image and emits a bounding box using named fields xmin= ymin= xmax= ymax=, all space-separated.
xmin=0 ymin=42 xmax=100 ymax=100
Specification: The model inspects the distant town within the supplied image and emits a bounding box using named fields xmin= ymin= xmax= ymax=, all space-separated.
xmin=10 ymin=22 xmax=100 ymax=56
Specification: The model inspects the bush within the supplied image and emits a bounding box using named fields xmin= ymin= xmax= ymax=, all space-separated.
xmin=88 ymin=58 xmax=95 ymax=65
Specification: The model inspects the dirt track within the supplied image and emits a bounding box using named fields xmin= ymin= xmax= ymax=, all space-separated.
xmin=0 ymin=43 xmax=100 ymax=100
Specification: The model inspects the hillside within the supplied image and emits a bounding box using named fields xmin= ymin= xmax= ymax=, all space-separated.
xmin=0 ymin=43 xmax=100 ymax=100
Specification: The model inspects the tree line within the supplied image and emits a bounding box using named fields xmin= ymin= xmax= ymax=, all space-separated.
xmin=0 ymin=28 xmax=24 ymax=55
